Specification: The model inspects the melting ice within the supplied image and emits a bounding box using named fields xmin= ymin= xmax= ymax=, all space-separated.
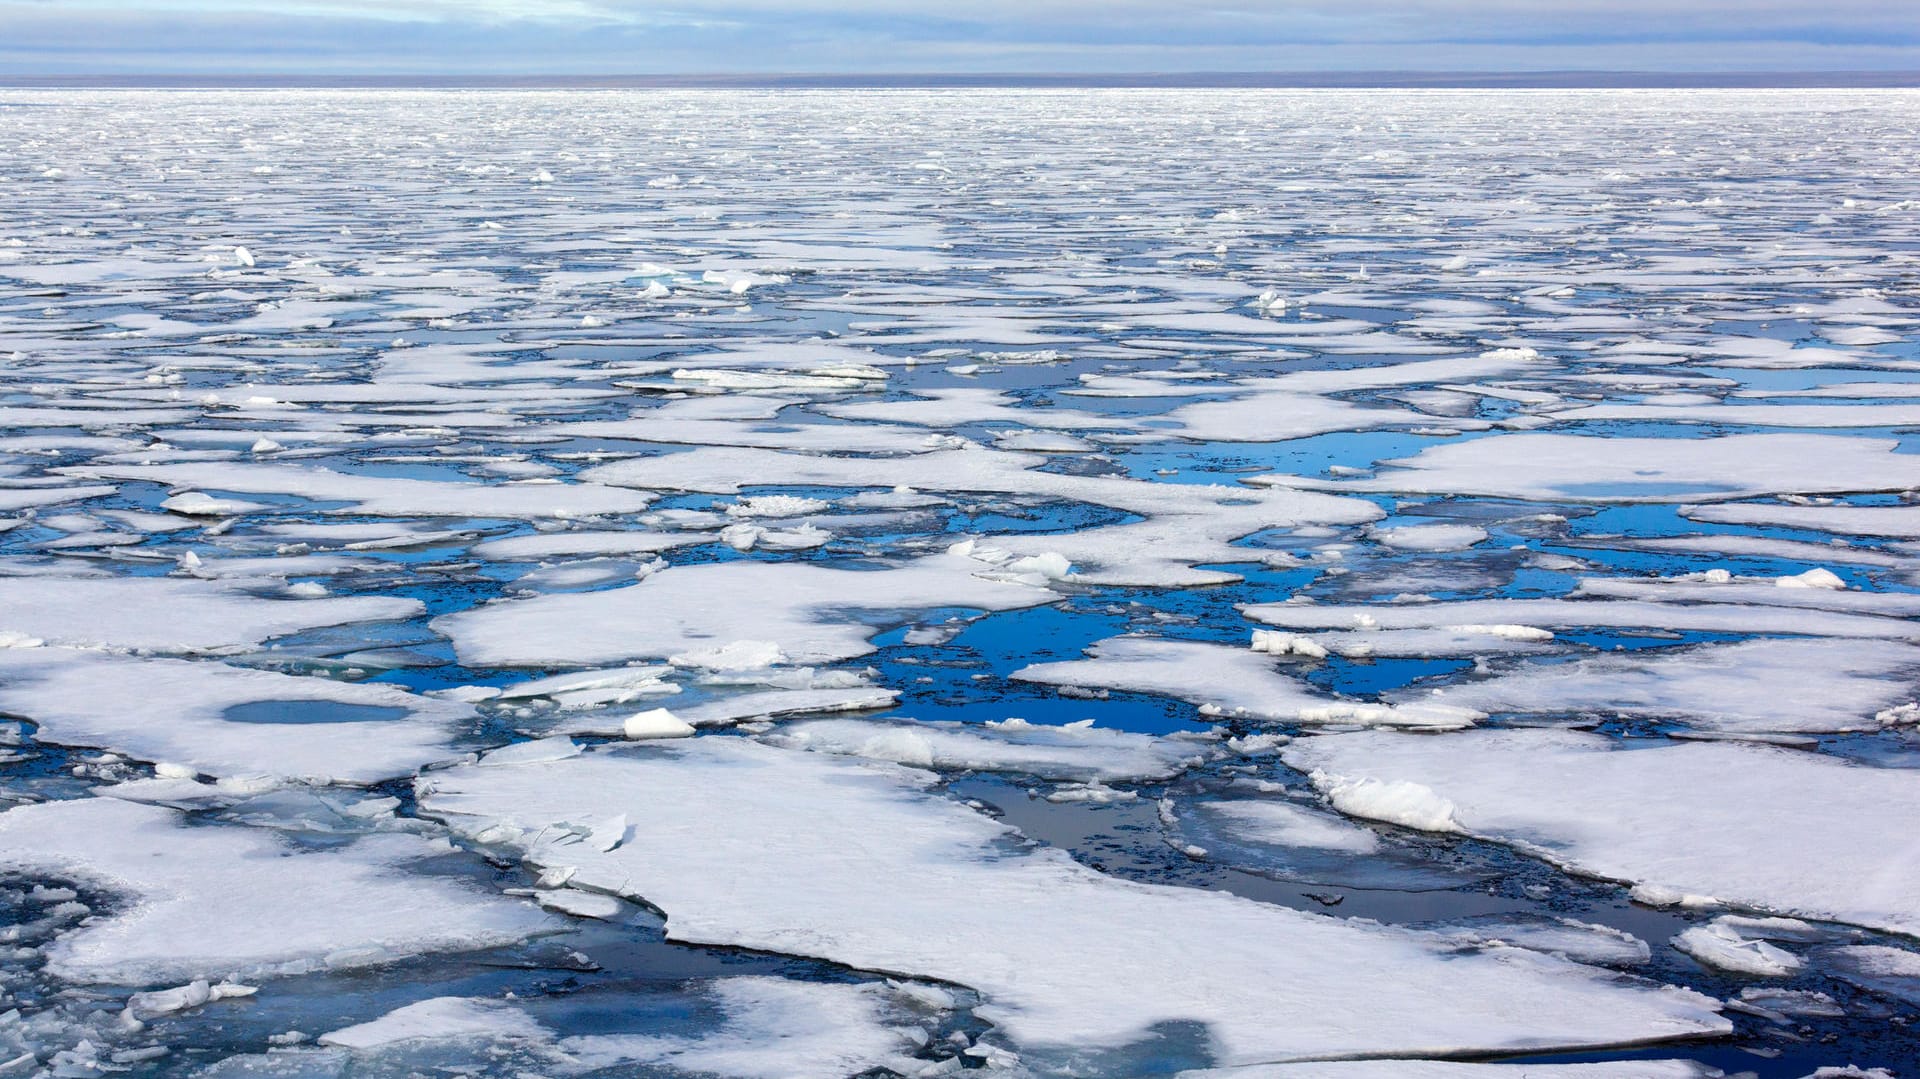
xmin=0 ymin=87 xmax=1918 ymax=1077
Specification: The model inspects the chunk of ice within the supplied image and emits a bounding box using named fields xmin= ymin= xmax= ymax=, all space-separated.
xmin=1673 ymin=922 xmax=1803 ymax=977
xmin=1286 ymin=728 xmax=1920 ymax=934
xmin=320 ymin=997 xmax=544 ymax=1049
xmin=623 ymin=708 xmax=695 ymax=740
xmin=418 ymin=739 xmax=1727 ymax=1064
xmin=0 ymin=798 xmax=553 ymax=983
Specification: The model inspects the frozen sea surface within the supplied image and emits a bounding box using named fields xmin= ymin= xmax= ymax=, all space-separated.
xmin=0 ymin=87 xmax=1918 ymax=1076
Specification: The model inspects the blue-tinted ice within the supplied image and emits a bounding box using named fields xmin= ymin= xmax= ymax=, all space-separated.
xmin=0 ymin=87 xmax=1918 ymax=1076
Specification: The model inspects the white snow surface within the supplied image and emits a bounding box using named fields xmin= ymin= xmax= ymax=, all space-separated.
xmin=1687 ymin=502 xmax=1920 ymax=539
xmin=1415 ymin=638 xmax=1920 ymax=733
xmin=298 ymin=977 xmax=940 ymax=1079
xmin=0 ymin=575 xmax=421 ymax=653
xmin=559 ymin=977 xmax=935 ymax=1079
xmin=580 ymin=444 xmax=1381 ymax=586
xmin=1372 ymin=523 xmax=1491 ymax=551
xmin=436 ymin=552 xmax=1057 ymax=667
xmin=1176 ymin=1063 xmax=1715 ymax=1078
xmin=1193 ymin=798 xmax=1384 ymax=854
xmin=6 ymin=87 xmax=1920 ymax=1072
xmin=70 ymin=461 xmax=657 ymax=519
xmin=320 ymin=997 xmax=546 ymax=1049
xmin=1259 ymin=434 xmax=1920 ymax=503
xmin=0 ymin=797 xmax=553 ymax=984
xmin=1673 ymin=922 xmax=1804 ymax=977
xmin=1245 ymin=597 xmax=1920 ymax=640
xmin=1284 ymin=728 xmax=1920 ymax=935
xmin=1014 ymin=636 xmax=1483 ymax=728
xmin=417 ymin=737 xmax=1727 ymax=1065
xmin=0 ymin=647 xmax=466 ymax=783
xmin=766 ymin=716 xmax=1209 ymax=782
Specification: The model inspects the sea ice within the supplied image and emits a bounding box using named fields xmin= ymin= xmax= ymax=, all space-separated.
xmin=767 ymin=716 xmax=1210 ymax=783
xmin=1673 ymin=921 xmax=1804 ymax=977
xmin=418 ymin=738 xmax=1726 ymax=1065
xmin=0 ymin=647 xmax=467 ymax=783
xmin=0 ymin=797 xmax=553 ymax=983
xmin=1245 ymin=596 xmax=1920 ymax=641
xmin=1257 ymin=434 xmax=1920 ymax=502
xmin=1284 ymin=728 xmax=1920 ymax=934
xmin=436 ymin=552 xmax=1058 ymax=668
xmin=1175 ymin=1063 xmax=1714 ymax=1078
xmin=559 ymin=977 xmax=939 ymax=1079
xmin=70 ymin=461 xmax=657 ymax=519
xmin=1014 ymin=637 xmax=1483 ymax=728
xmin=0 ymin=575 xmax=421 ymax=653
xmin=1187 ymin=798 xmax=1382 ymax=854
xmin=1371 ymin=523 xmax=1490 ymax=551
xmin=1411 ymin=638 xmax=1920 ymax=734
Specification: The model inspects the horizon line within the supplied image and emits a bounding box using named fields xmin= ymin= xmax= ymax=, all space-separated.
xmin=4 ymin=70 xmax=1920 ymax=90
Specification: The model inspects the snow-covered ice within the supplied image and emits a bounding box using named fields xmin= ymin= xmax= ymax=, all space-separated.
xmin=1260 ymin=434 xmax=1920 ymax=503
xmin=1410 ymin=638 xmax=1920 ymax=734
xmin=417 ymin=738 xmax=1726 ymax=1066
xmin=318 ymin=997 xmax=547 ymax=1050
xmin=1014 ymin=636 xmax=1483 ymax=728
xmin=0 ymin=797 xmax=553 ymax=983
xmin=0 ymin=647 xmax=466 ymax=783
xmin=767 ymin=716 xmax=1209 ymax=782
xmin=0 ymin=85 xmax=1916 ymax=1074
xmin=0 ymin=575 xmax=421 ymax=653
xmin=436 ymin=552 xmax=1058 ymax=668
xmin=558 ymin=977 xmax=940 ymax=1078
xmin=1283 ymin=729 xmax=1920 ymax=935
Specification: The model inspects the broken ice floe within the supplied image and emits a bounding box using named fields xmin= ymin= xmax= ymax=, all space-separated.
xmin=1014 ymin=637 xmax=1483 ymax=729
xmin=417 ymin=738 xmax=1728 ymax=1066
xmin=4 ymin=86 xmax=1920 ymax=1072
xmin=0 ymin=647 xmax=466 ymax=783
xmin=1283 ymin=728 xmax=1920 ymax=935
xmin=0 ymin=797 xmax=553 ymax=983
xmin=435 ymin=552 xmax=1059 ymax=668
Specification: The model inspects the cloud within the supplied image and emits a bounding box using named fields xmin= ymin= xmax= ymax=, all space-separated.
xmin=1 ymin=0 xmax=1915 ymax=74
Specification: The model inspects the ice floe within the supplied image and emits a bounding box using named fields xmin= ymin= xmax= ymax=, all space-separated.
xmin=1259 ymin=434 xmax=1920 ymax=503
xmin=0 ymin=647 xmax=466 ymax=783
xmin=1413 ymin=638 xmax=1920 ymax=734
xmin=5 ymin=85 xmax=1920 ymax=1073
xmin=0 ymin=575 xmax=421 ymax=653
xmin=1246 ymin=596 xmax=1920 ymax=641
xmin=0 ymin=797 xmax=553 ymax=983
xmin=418 ymin=738 xmax=1727 ymax=1065
xmin=436 ymin=552 xmax=1058 ymax=668
xmin=1175 ymin=1063 xmax=1715 ymax=1078
xmin=1014 ymin=636 xmax=1483 ymax=728
xmin=1284 ymin=728 xmax=1920 ymax=934
xmin=70 ymin=461 xmax=656 ymax=519
xmin=318 ymin=996 xmax=546 ymax=1050
xmin=767 ymin=716 xmax=1209 ymax=782
xmin=559 ymin=977 xmax=938 ymax=1078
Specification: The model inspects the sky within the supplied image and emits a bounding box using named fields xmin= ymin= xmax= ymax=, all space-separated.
xmin=1 ymin=0 xmax=1917 ymax=76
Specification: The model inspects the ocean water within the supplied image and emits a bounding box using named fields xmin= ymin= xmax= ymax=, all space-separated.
xmin=0 ymin=88 xmax=1919 ymax=1076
